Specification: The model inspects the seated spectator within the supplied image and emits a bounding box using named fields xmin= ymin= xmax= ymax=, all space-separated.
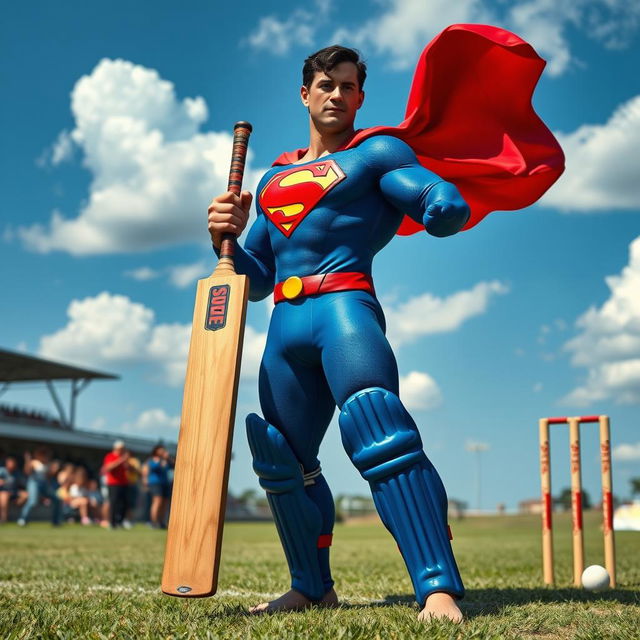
xmin=55 ymin=463 xmax=73 ymax=519
xmin=57 ymin=462 xmax=75 ymax=486
xmin=86 ymin=478 xmax=104 ymax=523
xmin=0 ymin=457 xmax=28 ymax=523
xmin=66 ymin=467 xmax=92 ymax=525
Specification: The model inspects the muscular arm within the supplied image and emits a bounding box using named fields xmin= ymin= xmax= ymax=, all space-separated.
xmin=366 ymin=136 xmax=470 ymax=237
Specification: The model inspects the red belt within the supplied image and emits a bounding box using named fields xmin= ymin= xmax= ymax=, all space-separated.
xmin=273 ymin=272 xmax=374 ymax=304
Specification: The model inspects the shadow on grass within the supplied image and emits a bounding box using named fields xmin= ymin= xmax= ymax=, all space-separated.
xmin=331 ymin=588 xmax=638 ymax=617
xmin=460 ymin=587 xmax=639 ymax=618
xmin=203 ymin=588 xmax=638 ymax=620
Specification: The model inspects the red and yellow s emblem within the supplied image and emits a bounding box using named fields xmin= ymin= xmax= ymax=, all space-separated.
xmin=259 ymin=160 xmax=346 ymax=237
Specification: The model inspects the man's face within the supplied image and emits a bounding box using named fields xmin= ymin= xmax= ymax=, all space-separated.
xmin=301 ymin=62 xmax=364 ymax=133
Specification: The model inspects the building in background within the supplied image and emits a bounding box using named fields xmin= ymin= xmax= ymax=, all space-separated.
xmin=0 ymin=348 xmax=176 ymax=471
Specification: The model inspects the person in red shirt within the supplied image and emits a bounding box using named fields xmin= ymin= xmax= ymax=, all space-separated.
xmin=101 ymin=440 xmax=130 ymax=529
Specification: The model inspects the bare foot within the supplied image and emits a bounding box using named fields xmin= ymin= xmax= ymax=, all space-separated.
xmin=418 ymin=592 xmax=463 ymax=623
xmin=248 ymin=588 xmax=339 ymax=615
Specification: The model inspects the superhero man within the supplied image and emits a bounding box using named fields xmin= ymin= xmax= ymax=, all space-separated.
xmin=208 ymin=25 xmax=563 ymax=622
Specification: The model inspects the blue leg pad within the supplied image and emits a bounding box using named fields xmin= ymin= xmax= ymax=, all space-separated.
xmin=246 ymin=413 xmax=329 ymax=601
xmin=339 ymin=387 xmax=464 ymax=604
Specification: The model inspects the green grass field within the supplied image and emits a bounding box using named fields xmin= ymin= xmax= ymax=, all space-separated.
xmin=1 ymin=512 xmax=638 ymax=639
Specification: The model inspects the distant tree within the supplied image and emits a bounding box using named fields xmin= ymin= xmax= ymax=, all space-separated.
xmin=555 ymin=488 xmax=592 ymax=511
xmin=238 ymin=488 xmax=257 ymax=504
xmin=630 ymin=477 xmax=640 ymax=498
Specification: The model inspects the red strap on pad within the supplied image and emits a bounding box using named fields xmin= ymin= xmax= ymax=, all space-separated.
xmin=317 ymin=534 xmax=333 ymax=548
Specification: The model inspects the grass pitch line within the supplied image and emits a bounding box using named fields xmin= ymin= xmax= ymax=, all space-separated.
xmin=0 ymin=581 xmax=385 ymax=605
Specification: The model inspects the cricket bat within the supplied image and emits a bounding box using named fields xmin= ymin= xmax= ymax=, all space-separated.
xmin=161 ymin=121 xmax=252 ymax=597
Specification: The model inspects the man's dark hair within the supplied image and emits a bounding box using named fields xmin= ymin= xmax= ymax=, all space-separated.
xmin=151 ymin=445 xmax=165 ymax=457
xmin=302 ymin=45 xmax=367 ymax=90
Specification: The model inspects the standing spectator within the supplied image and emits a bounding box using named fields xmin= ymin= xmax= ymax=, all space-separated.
xmin=18 ymin=447 xmax=61 ymax=526
xmin=0 ymin=457 xmax=27 ymax=523
xmin=142 ymin=445 xmax=172 ymax=529
xmin=101 ymin=440 xmax=130 ymax=529
xmin=125 ymin=451 xmax=141 ymax=526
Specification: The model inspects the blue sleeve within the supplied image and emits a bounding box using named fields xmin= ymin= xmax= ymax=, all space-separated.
xmin=213 ymin=175 xmax=276 ymax=302
xmin=363 ymin=136 xmax=469 ymax=237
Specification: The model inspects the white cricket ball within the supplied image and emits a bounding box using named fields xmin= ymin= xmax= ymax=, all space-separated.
xmin=581 ymin=564 xmax=610 ymax=591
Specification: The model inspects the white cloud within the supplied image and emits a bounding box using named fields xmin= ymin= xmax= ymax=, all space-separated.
xmin=167 ymin=261 xmax=208 ymax=289
xmin=399 ymin=371 xmax=442 ymax=410
xmin=542 ymin=95 xmax=640 ymax=211
xmin=124 ymin=260 xmax=210 ymax=288
xmin=329 ymin=0 xmax=639 ymax=75
xmin=241 ymin=326 xmax=268 ymax=381
xmin=613 ymin=442 xmax=640 ymax=462
xmin=120 ymin=408 xmax=180 ymax=440
xmin=19 ymin=58 xmax=264 ymax=255
xmin=385 ymin=281 xmax=509 ymax=348
xmin=124 ymin=266 xmax=161 ymax=282
xmin=332 ymin=0 xmax=490 ymax=71
xmin=146 ymin=322 xmax=192 ymax=386
xmin=562 ymin=236 xmax=640 ymax=405
xmin=509 ymin=0 xmax=640 ymax=76
xmin=247 ymin=16 xmax=314 ymax=56
xmin=51 ymin=130 xmax=75 ymax=165
xmin=580 ymin=0 xmax=640 ymax=50
xmin=38 ymin=291 xmax=265 ymax=387
xmin=40 ymin=292 xmax=158 ymax=365
xmin=246 ymin=0 xmax=331 ymax=55
xmin=505 ymin=0 xmax=579 ymax=76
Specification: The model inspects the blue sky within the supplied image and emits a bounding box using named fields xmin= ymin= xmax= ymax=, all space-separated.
xmin=2 ymin=0 xmax=640 ymax=511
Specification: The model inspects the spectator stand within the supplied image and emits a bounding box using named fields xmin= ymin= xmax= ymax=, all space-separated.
xmin=0 ymin=348 xmax=176 ymax=520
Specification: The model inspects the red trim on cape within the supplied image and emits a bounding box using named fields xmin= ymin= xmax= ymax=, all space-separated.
xmin=272 ymin=24 xmax=564 ymax=234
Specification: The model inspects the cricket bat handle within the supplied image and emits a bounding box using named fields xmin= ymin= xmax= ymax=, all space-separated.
xmin=219 ymin=121 xmax=252 ymax=262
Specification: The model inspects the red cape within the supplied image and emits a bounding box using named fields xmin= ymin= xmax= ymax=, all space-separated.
xmin=273 ymin=24 xmax=564 ymax=234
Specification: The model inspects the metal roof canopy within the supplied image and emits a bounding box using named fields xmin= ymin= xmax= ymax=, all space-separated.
xmin=0 ymin=349 xmax=118 ymax=430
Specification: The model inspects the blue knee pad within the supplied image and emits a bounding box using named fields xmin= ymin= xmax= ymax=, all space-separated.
xmin=246 ymin=413 xmax=331 ymax=601
xmin=339 ymin=387 xmax=464 ymax=604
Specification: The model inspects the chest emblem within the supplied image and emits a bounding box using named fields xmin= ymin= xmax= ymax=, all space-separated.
xmin=259 ymin=159 xmax=346 ymax=238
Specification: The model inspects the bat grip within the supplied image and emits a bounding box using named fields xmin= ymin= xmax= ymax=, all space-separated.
xmin=220 ymin=121 xmax=252 ymax=261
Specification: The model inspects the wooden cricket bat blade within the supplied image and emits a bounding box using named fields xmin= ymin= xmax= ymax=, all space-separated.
xmin=161 ymin=270 xmax=249 ymax=597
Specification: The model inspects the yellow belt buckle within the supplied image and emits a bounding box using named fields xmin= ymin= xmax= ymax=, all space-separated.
xmin=282 ymin=276 xmax=304 ymax=299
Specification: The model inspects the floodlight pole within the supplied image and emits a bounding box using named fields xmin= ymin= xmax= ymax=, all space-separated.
xmin=466 ymin=442 xmax=489 ymax=512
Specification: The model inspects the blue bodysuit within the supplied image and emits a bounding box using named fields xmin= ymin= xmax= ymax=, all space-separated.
xmin=228 ymin=135 xmax=468 ymax=605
